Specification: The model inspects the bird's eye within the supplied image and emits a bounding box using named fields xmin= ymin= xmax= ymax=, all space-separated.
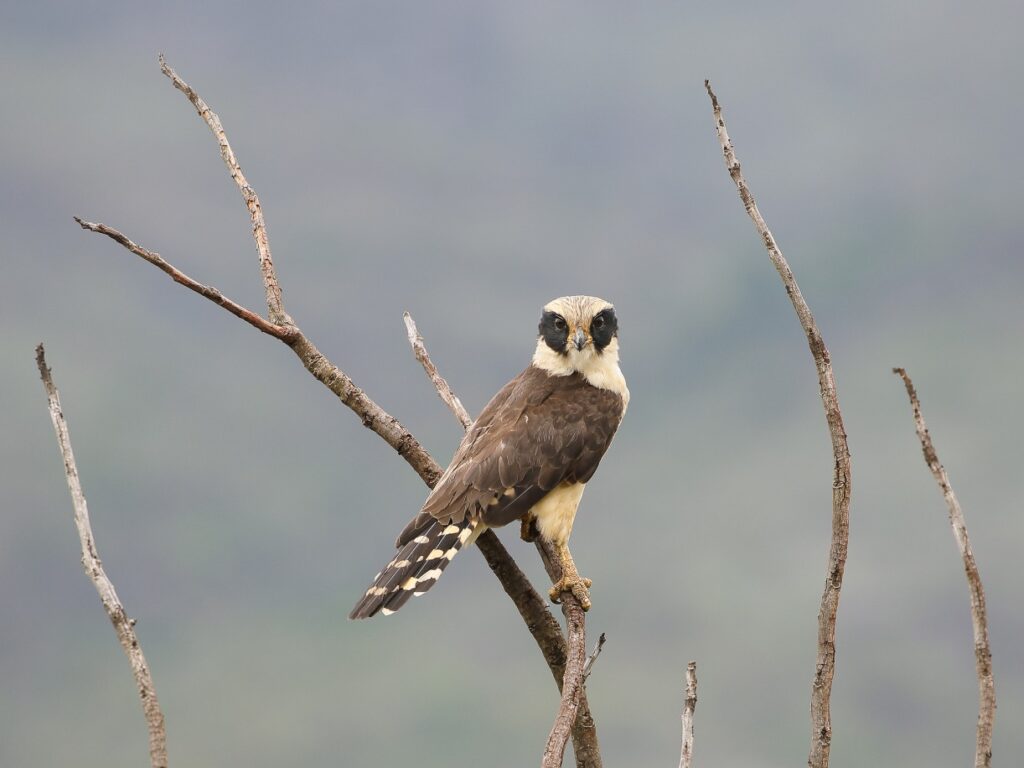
xmin=553 ymin=317 xmax=566 ymax=330
xmin=592 ymin=316 xmax=605 ymax=329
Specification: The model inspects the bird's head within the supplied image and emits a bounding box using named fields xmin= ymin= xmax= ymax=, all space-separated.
xmin=534 ymin=295 xmax=619 ymax=373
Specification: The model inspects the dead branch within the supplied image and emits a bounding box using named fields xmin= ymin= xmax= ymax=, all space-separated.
xmin=73 ymin=218 xmax=295 ymax=342
xmin=679 ymin=661 xmax=697 ymax=768
xmin=36 ymin=344 xmax=168 ymax=768
xmin=78 ymin=55 xmax=600 ymax=767
xmin=705 ymin=80 xmax=852 ymax=768
xmin=73 ymin=216 xmax=441 ymax=485
xmin=893 ymin=368 xmax=995 ymax=768
xmin=158 ymin=54 xmax=288 ymax=326
xmin=406 ymin=317 xmax=601 ymax=767
xmin=403 ymin=312 xmax=472 ymax=429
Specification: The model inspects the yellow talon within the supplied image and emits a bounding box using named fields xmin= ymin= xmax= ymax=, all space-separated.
xmin=549 ymin=574 xmax=593 ymax=611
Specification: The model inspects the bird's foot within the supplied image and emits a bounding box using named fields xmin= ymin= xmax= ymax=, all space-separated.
xmin=549 ymin=574 xmax=593 ymax=611
xmin=520 ymin=517 xmax=540 ymax=542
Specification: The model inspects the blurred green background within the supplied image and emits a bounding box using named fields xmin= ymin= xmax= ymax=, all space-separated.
xmin=2 ymin=2 xmax=1021 ymax=766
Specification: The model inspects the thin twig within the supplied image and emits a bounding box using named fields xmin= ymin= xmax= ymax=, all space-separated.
xmin=403 ymin=312 xmax=472 ymax=428
xmin=79 ymin=55 xmax=599 ymax=766
xmin=679 ymin=661 xmax=697 ymax=768
xmin=705 ymin=80 xmax=851 ymax=768
xmin=74 ymin=218 xmax=296 ymax=342
xmin=36 ymin=344 xmax=168 ymax=768
xmin=582 ymin=633 xmax=606 ymax=681
xmin=893 ymin=368 xmax=995 ymax=768
xmin=158 ymin=54 xmax=289 ymax=326
xmin=406 ymin=321 xmax=601 ymax=766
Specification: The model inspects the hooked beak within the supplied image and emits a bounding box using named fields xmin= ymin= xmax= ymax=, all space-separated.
xmin=573 ymin=327 xmax=587 ymax=351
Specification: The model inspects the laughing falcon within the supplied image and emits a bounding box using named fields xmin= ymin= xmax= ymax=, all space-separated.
xmin=349 ymin=295 xmax=628 ymax=619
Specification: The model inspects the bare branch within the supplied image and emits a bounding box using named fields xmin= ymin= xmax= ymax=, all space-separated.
xmin=158 ymin=55 xmax=289 ymax=326
xmin=705 ymin=80 xmax=851 ymax=768
xmin=403 ymin=312 xmax=472 ymax=429
xmin=77 ymin=215 xmax=443 ymax=486
xmin=287 ymin=333 xmax=446 ymax=484
xmin=679 ymin=661 xmax=697 ymax=768
xmin=582 ymin=632 xmax=606 ymax=681
xmin=893 ymin=368 xmax=995 ymax=768
xmin=74 ymin=218 xmax=297 ymax=342
xmin=80 ymin=56 xmax=602 ymax=766
xmin=36 ymin=344 xmax=168 ymax=768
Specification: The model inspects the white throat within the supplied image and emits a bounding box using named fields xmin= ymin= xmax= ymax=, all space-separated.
xmin=532 ymin=337 xmax=630 ymax=410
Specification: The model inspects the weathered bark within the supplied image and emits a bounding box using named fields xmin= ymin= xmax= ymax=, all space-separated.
xmin=894 ymin=368 xmax=995 ymax=768
xmin=37 ymin=345 xmax=168 ymax=768
xmin=679 ymin=661 xmax=697 ymax=768
xmin=705 ymin=81 xmax=852 ymax=768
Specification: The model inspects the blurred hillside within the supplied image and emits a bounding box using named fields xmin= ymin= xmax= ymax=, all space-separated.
xmin=1 ymin=2 xmax=1022 ymax=766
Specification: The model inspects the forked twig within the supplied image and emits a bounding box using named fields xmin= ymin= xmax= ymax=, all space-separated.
xmin=706 ymin=80 xmax=851 ymax=768
xmin=893 ymin=368 xmax=995 ymax=768
xmin=78 ymin=55 xmax=601 ymax=768
xmin=159 ymin=54 xmax=288 ymax=326
xmin=36 ymin=344 xmax=168 ymax=768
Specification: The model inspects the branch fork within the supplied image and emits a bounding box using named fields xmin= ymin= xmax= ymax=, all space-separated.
xmin=78 ymin=55 xmax=602 ymax=768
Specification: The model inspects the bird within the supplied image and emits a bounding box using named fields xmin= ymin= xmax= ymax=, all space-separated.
xmin=349 ymin=295 xmax=629 ymax=619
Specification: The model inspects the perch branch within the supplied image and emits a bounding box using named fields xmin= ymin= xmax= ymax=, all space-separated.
xmin=36 ymin=344 xmax=168 ymax=768
xmin=477 ymin=533 xmax=601 ymax=767
xmin=159 ymin=54 xmax=289 ymax=326
xmin=527 ymin=538 xmax=590 ymax=768
xmin=403 ymin=312 xmax=472 ymax=428
xmin=893 ymin=368 xmax=995 ymax=768
xmin=73 ymin=217 xmax=440 ymax=486
xmin=542 ymin=593 xmax=588 ymax=768
xmin=679 ymin=661 xmax=697 ymax=768
xmin=529 ymin=537 xmax=591 ymax=767
xmin=79 ymin=54 xmax=600 ymax=767
xmin=705 ymin=80 xmax=851 ymax=768
xmin=406 ymin=320 xmax=601 ymax=767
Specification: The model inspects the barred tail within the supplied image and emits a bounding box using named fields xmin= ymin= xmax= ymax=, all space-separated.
xmin=348 ymin=517 xmax=478 ymax=619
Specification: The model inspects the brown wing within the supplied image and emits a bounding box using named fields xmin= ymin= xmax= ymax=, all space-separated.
xmin=396 ymin=365 xmax=623 ymax=546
